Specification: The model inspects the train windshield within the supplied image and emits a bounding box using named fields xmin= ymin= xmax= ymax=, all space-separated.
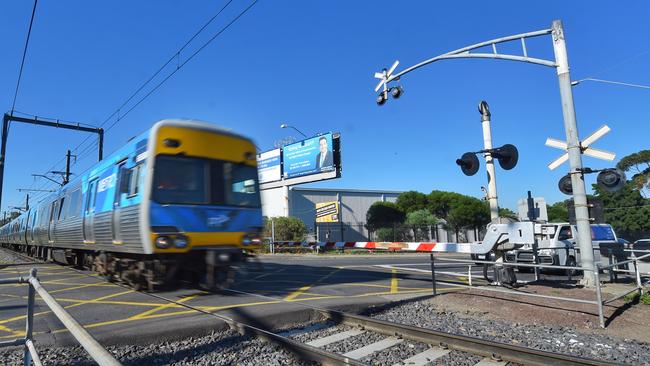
xmin=153 ymin=155 xmax=260 ymax=207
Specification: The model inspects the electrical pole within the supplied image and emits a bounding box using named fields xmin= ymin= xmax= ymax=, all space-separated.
xmin=0 ymin=113 xmax=103 ymax=213
xmin=551 ymin=20 xmax=595 ymax=286
xmin=65 ymin=149 xmax=72 ymax=185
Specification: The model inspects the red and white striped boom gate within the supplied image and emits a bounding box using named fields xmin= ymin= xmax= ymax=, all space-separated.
xmin=273 ymin=222 xmax=536 ymax=254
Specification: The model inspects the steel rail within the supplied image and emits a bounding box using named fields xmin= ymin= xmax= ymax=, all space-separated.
xmin=326 ymin=310 xmax=619 ymax=366
xmin=222 ymin=288 xmax=617 ymax=366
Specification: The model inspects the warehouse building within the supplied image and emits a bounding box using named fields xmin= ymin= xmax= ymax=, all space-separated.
xmin=261 ymin=187 xmax=401 ymax=241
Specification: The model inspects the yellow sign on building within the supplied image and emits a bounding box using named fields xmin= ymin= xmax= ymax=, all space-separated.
xmin=315 ymin=201 xmax=339 ymax=223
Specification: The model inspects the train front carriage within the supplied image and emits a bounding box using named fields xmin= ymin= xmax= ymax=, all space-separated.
xmin=1 ymin=120 xmax=263 ymax=291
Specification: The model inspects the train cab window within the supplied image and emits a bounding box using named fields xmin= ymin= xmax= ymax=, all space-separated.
xmin=224 ymin=162 xmax=259 ymax=207
xmin=154 ymin=156 xmax=208 ymax=204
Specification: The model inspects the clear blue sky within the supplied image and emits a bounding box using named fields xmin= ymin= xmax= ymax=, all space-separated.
xmin=1 ymin=1 xmax=649 ymax=214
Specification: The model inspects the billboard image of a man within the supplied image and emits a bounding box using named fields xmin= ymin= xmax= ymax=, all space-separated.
xmin=315 ymin=136 xmax=333 ymax=170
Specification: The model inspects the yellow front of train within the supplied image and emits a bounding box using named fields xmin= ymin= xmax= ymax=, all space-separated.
xmin=143 ymin=120 xmax=263 ymax=257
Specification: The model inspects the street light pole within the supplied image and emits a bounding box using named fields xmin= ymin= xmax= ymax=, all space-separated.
xmin=280 ymin=123 xmax=308 ymax=138
xmin=551 ymin=20 xmax=595 ymax=285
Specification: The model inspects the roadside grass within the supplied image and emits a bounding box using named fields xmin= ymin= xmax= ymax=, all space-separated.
xmin=623 ymin=291 xmax=650 ymax=305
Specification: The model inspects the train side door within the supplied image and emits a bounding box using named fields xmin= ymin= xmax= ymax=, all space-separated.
xmin=29 ymin=210 xmax=37 ymax=244
xmin=83 ymin=179 xmax=98 ymax=243
xmin=47 ymin=200 xmax=59 ymax=244
xmin=112 ymin=162 xmax=127 ymax=244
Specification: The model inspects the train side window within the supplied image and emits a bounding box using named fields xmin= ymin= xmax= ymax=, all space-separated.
xmin=67 ymin=189 xmax=82 ymax=218
xmin=128 ymin=164 xmax=142 ymax=197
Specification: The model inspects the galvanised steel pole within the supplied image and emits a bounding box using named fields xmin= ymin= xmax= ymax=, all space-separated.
xmin=479 ymin=101 xmax=499 ymax=222
xmin=551 ymin=20 xmax=595 ymax=286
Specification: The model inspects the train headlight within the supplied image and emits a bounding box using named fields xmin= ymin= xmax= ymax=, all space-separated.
xmin=174 ymin=236 xmax=188 ymax=248
xmin=241 ymin=235 xmax=252 ymax=246
xmin=156 ymin=236 xmax=172 ymax=249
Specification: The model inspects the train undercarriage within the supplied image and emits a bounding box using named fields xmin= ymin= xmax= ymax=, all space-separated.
xmin=2 ymin=244 xmax=249 ymax=292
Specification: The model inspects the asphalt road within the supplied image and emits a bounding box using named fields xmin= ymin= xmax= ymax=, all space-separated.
xmin=0 ymin=253 xmax=547 ymax=347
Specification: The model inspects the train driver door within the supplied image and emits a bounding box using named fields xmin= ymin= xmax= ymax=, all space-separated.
xmin=83 ymin=179 xmax=98 ymax=244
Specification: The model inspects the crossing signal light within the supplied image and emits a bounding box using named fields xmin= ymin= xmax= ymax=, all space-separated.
xmin=492 ymin=144 xmax=519 ymax=170
xmin=456 ymin=152 xmax=480 ymax=176
xmin=597 ymin=168 xmax=626 ymax=193
xmin=558 ymin=174 xmax=573 ymax=195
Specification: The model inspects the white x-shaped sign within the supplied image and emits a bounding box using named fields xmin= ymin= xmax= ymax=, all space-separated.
xmin=374 ymin=60 xmax=399 ymax=92
xmin=546 ymin=125 xmax=616 ymax=170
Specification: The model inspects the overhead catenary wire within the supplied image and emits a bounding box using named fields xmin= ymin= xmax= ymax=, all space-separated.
xmin=16 ymin=1 xmax=259 ymax=209
xmin=66 ymin=0 xmax=245 ymax=162
xmin=9 ymin=0 xmax=39 ymax=118
xmin=33 ymin=0 xmax=261 ymax=196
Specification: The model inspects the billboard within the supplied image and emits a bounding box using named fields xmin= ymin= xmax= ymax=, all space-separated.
xmin=283 ymin=133 xmax=334 ymax=179
xmin=257 ymin=149 xmax=281 ymax=184
xmin=315 ymin=201 xmax=339 ymax=223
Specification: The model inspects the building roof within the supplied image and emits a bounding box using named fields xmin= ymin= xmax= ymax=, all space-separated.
xmin=290 ymin=187 xmax=403 ymax=195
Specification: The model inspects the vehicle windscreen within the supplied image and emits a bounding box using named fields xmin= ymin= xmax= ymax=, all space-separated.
xmin=591 ymin=225 xmax=616 ymax=241
xmin=153 ymin=155 xmax=260 ymax=207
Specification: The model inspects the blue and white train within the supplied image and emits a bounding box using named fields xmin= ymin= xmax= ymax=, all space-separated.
xmin=0 ymin=120 xmax=263 ymax=290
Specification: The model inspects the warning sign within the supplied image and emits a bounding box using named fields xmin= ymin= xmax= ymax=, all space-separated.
xmin=315 ymin=201 xmax=339 ymax=223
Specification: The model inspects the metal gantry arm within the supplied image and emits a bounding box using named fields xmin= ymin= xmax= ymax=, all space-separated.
xmin=377 ymin=28 xmax=556 ymax=92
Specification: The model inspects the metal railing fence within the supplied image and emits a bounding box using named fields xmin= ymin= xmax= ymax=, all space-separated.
xmin=0 ymin=268 xmax=121 ymax=366
xmin=427 ymin=252 xmax=649 ymax=328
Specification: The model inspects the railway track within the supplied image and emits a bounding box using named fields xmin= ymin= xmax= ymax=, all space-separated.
xmin=0 ymin=247 xmax=620 ymax=366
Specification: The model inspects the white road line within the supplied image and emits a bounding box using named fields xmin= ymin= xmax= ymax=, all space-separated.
xmin=393 ymin=347 xmax=450 ymax=366
xmin=376 ymin=265 xmax=483 ymax=278
xmin=343 ymin=337 xmax=403 ymax=359
xmin=474 ymin=358 xmax=508 ymax=366
xmin=306 ymin=329 xmax=365 ymax=347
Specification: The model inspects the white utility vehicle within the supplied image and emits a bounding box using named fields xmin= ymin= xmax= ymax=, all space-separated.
xmin=505 ymin=223 xmax=620 ymax=273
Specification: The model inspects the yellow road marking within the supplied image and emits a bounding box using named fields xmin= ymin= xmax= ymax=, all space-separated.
xmin=130 ymin=295 xmax=198 ymax=320
xmin=390 ymin=269 xmax=398 ymax=294
xmin=0 ymin=324 xmax=24 ymax=337
xmin=284 ymin=286 xmax=311 ymax=301
xmin=283 ymin=268 xmax=342 ymax=301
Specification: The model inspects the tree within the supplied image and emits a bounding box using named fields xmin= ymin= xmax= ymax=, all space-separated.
xmin=547 ymin=201 xmax=569 ymax=222
xmin=427 ymin=190 xmax=466 ymax=219
xmin=446 ymin=197 xmax=490 ymax=234
xmin=498 ymin=207 xmax=518 ymax=221
xmin=616 ymin=150 xmax=650 ymax=197
xmin=264 ymin=216 xmax=308 ymax=241
xmin=396 ymin=191 xmax=429 ymax=213
xmin=405 ymin=209 xmax=438 ymax=227
xmin=366 ymin=201 xmax=405 ymax=231
xmin=593 ymin=181 xmax=650 ymax=240
xmin=405 ymin=209 xmax=438 ymax=241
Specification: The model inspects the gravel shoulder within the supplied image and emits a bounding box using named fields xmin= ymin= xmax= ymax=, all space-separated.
xmin=364 ymin=289 xmax=650 ymax=365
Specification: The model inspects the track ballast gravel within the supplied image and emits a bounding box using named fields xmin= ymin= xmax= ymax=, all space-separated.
xmin=0 ymin=330 xmax=313 ymax=366
xmin=367 ymin=300 xmax=650 ymax=365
